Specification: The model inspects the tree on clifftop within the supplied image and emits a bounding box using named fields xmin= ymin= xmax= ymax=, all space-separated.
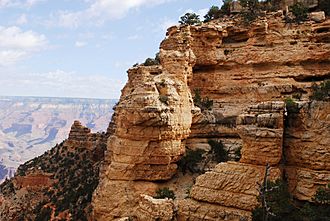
xmin=239 ymin=0 xmax=260 ymax=22
xmin=204 ymin=1 xmax=233 ymax=22
xmin=179 ymin=12 xmax=201 ymax=25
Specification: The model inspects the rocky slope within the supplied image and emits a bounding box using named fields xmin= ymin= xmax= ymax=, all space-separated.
xmin=0 ymin=121 xmax=108 ymax=220
xmin=0 ymin=10 xmax=329 ymax=221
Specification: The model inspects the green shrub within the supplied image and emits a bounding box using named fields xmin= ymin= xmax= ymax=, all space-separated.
xmin=204 ymin=6 xmax=222 ymax=22
xmin=253 ymin=179 xmax=299 ymax=221
xmin=179 ymin=13 xmax=201 ymax=25
xmin=319 ymin=0 xmax=330 ymax=16
xmin=292 ymin=92 xmax=302 ymax=100
xmin=253 ymin=180 xmax=330 ymax=221
xmin=221 ymin=0 xmax=233 ymax=16
xmin=239 ymin=0 xmax=259 ymax=23
xmin=242 ymin=11 xmax=258 ymax=23
xmin=159 ymin=95 xmax=169 ymax=105
xmin=310 ymin=80 xmax=330 ymax=101
xmin=35 ymin=207 xmax=52 ymax=221
xmin=178 ymin=149 xmax=205 ymax=174
xmin=154 ymin=187 xmax=176 ymax=200
xmin=260 ymin=0 xmax=282 ymax=11
xmin=208 ymin=140 xmax=228 ymax=163
xmin=193 ymin=88 xmax=213 ymax=111
xmin=285 ymin=97 xmax=299 ymax=113
xmin=314 ymin=184 xmax=330 ymax=204
xmin=143 ymin=58 xmax=158 ymax=66
xmin=143 ymin=53 xmax=160 ymax=66
xmin=290 ymin=2 xmax=308 ymax=23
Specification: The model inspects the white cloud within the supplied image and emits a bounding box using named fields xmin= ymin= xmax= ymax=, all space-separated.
xmin=0 ymin=50 xmax=26 ymax=66
xmin=16 ymin=14 xmax=28 ymax=25
xmin=75 ymin=41 xmax=87 ymax=47
xmin=0 ymin=70 xmax=124 ymax=99
xmin=50 ymin=0 xmax=173 ymax=28
xmin=0 ymin=0 xmax=44 ymax=8
xmin=0 ymin=26 xmax=47 ymax=66
xmin=185 ymin=7 xmax=209 ymax=18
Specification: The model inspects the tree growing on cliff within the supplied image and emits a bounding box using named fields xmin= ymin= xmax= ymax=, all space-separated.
xmin=310 ymin=80 xmax=330 ymax=101
xmin=179 ymin=12 xmax=201 ymax=25
xmin=239 ymin=0 xmax=260 ymax=23
xmin=290 ymin=2 xmax=308 ymax=23
xmin=204 ymin=0 xmax=233 ymax=22
xmin=253 ymin=171 xmax=330 ymax=221
xmin=193 ymin=88 xmax=213 ymax=111
xmin=143 ymin=52 xmax=160 ymax=66
xmin=154 ymin=187 xmax=176 ymax=200
xmin=204 ymin=6 xmax=222 ymax=22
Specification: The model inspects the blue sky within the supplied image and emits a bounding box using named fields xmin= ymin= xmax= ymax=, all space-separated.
xmin=0 ymin=0 xmax=220 ymax=99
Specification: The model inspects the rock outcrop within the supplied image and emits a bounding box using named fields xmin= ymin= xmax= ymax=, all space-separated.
xmin=285 ymin=101 xmax=330 ymax=201
xmin=92 ymin=30 xmax=195 ymax=218
xmin=92 ymin=12 xmax=330 ymax=221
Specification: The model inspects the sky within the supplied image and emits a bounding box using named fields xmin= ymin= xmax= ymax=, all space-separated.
xmin=0 ymin=0 xmax=220 ymax=99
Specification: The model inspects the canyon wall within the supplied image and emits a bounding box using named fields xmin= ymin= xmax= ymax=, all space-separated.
xmin=1 ymin=11 xmax=328 ymax=221
xmin=92 ymin=12 xmax=330 ymax=221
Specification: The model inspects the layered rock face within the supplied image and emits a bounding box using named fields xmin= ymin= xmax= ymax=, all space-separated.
xmin=285 ymin=101 xmax=330 ymax=201
xmin=92 ymin=14 xmax=330 ymax=221
xmin=92 ymin=33 xmax=195 ymax=218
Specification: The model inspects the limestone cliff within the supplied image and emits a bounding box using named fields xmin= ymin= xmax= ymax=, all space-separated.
xmin=92 ymin=12 xmax=330 ymax=221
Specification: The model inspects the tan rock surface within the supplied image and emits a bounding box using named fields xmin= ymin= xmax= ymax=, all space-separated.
xmin=136 ymin=195 xmax=174 ymax=221
xmin=93 ymin=37 xmax=195 ymax=218
xmin=285 ymin=101 xmax=330 ymax=201
xmin=190 ymin=162 xmax=281 ymax=211
xmin=285 ymin=101 xmax=330 ymax=170
xmin=286 ymin=166 xmax=330 ymax=201
xmin=178 ymin=199 xmax=252 ymax=221
xmin=92 ymin=15 xmax=330 ymax=220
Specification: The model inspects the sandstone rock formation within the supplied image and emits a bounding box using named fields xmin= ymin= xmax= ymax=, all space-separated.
xmin=0 ymin=10 xmax=329 ymax=221
xmin=92 ymin=12 xmax=330 ymax=221
xmin=285 ymin=101 xmax=330 ymax=201
xmin=92 ymin=34 xmax=195 ymax=218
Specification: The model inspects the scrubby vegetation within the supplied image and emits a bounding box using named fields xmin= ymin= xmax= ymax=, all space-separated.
xmin=178 ymin=149 xmax=205 ymax=174
xmin=179 ymin=13 xmax=201 ymax=25
xmin=208 ymin=140 xmax=229 ymax=163
xmin=154 ymin=187 xmax=176 ymax=200
xmin=193 ymin=88 xmax=213 ymax=111
xmin=290 ymin=2 xmax=308 ymax=23
xmin=253 ymin=180 xmax=330 ymax=221
xmin=310 ymin=80 xmax=330 ymax=101
xmin=284 ymin=97 xmax=299 ymax=113
xmin=159 ymin=95 xmax=169 ymax=105
xmin=143 ymin=52 xmax=160 ymax=66
xmin=178 ymin=139 xmax=241 ymax=175
xmin=179 ymin=0 xmax=328 ymax=26
xmin=204 ymin=1 xmax=232 ymax=22
xmin=1 ymin=135 xmax=107 ymax=221
xmin=239 ymin=0 xmax=260 ymax=23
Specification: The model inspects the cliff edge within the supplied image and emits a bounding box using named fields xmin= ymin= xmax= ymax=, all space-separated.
xmin=92 ymin=12 xmax=330 ymax=221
